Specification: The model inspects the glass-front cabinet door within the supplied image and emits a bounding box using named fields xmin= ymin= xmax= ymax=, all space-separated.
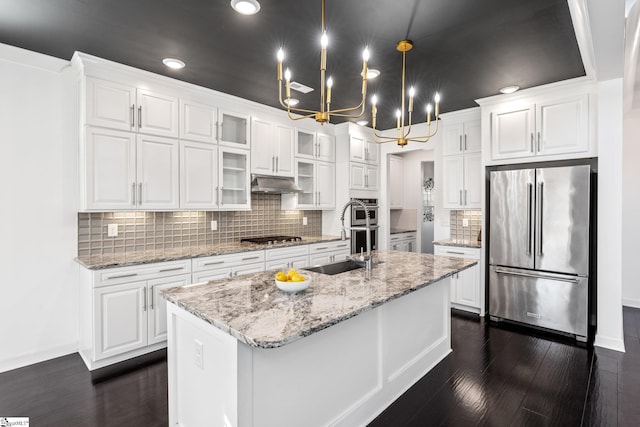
xmin=296 ymin=129 xmax=316 ymax=160
xmin=219 ymin=147 xmax=250 ymax=210
xmin=296 ymin=160 xmax=316 ymax=209
xmin=218 ymin=109 xmax=250 ymax=149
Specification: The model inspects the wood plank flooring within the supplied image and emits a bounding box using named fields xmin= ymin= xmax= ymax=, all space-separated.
xmin=1 ymin=308 xmax=638 ymax=426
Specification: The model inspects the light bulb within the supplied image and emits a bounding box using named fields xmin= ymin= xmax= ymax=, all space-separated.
xmin=396 ymin=109 xmax=401 ymax=118
xmin=284 ymin=68 xmax=291 ymax=81
xmin=371 ymin=94 xmax=378 ymax=106
xmin=362 ymin=47 xmax=370 ymax=61
xmin=321 ymin=32 xmax=328 ymax=48
xmin=327 ymin=77 xmax=333 ymax=88
xmin=426 ymin=104 xmax=432 ymax=114
xmin=434 ymin=92 xmax=441 ymax=103
xmin=277 ymin=49 xmax=284 ymax=62
xmin=409 ymin=87 xmax=416 ymax=97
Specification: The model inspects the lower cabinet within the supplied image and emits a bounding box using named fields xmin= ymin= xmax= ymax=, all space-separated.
xmin=265 ymin=245 xmax=310 ymax=271
xmin=80 ymin=260 xmax=192 ymax=370
xmin=307 ymin=241 xmax=351 ymax=265
xmin=192 ymin=250 xmax=265 ymax=283
xmin=389 ymin=232 xmax=417 ymax=252
xmin=434 ymin=245 xmax=481 ymax=313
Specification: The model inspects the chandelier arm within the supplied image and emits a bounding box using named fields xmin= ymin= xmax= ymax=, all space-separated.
xmin=326 ymin=94 xmax=366 ymax=115
xmin=286 ymin=111 xmax=321 ymax=121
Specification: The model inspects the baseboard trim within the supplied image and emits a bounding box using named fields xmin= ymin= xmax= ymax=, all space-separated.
xmin=594 ymin=334 xmax=626 ymax=353
xmin=623 ymin=297 xmax=640 ymax=309
xmin=0 ymin=342 xmax=78 ymax=374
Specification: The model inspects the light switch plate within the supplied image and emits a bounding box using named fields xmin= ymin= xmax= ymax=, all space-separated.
xmin=462 ymin=218 xmax=469 ymax=227
xmin=303 ymin=217 xmax=308 ymax=226
xmin=211 ymin=220 xmax=218 ymax=231
xmin=194 ymin=339 xmax=204 ymax=369
xmin=107 ymin=224 xmax=118 ymax=237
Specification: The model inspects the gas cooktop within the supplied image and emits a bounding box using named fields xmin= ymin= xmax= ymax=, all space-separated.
xmin=241 ymin=236 xmax=302 ymax=245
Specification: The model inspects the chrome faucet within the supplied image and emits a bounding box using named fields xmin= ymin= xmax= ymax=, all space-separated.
xmin=340 ymin=199 xmax=373 ymax=271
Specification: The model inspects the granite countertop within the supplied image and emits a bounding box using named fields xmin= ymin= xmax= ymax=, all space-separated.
xmin=76 ymin=235 xmax=344 ymax=270
xmin=433 ymin=238 xmax=482 ymax=249
xmin=162 ymin=250 xmax=476 ymax=349
xmin=390 ymin=228 xmax=417 ymax=234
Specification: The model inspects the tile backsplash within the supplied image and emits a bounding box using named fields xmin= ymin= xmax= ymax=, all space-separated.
xmin=449 ymin=210 xmax=482 ymax=241
xmin=78 ymin=194 xmax=322 ymax=257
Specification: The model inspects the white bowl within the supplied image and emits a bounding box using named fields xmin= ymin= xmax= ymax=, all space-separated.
xmin=275 ymin=275 xmax=311 ymax=293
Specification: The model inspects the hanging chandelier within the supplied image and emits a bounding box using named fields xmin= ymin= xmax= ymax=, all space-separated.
xmin=276 ymin=0 xmax=369 ymax=124
xmin=371 ymin=40 xmax=440 ymax=147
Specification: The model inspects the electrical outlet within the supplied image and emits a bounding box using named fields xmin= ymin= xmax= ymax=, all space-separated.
xmin=462 ymin=218 xmax=469 ymax=227
xmin=302 ymin=217 xmax=308 ymax=226
xmin=210 ymin=220 xmax=217 ymax=231
xmin=194 ymin=339 xmax=204 ymax=369
xmin=107 ymin=224 xmax=118 ymax=237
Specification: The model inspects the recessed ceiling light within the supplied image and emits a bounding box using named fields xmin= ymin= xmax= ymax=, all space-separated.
xmin=357 ymin=120 xmax=369 ymax=126
xmin=366 ymin=69 xmax=380 ymax=79
xmin=499 ymin=85 xmax=520 ymax=94
xmin=162 ymin=58 xmax=185 ymax=69
xmin=230 ymin=0 xmax=261 ymax=15
xmin=284 ymin=98 xmax=299 ymax=106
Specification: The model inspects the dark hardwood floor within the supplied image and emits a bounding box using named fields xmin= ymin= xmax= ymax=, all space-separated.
xmin=1 ymin=308 xmax=639 ymax=426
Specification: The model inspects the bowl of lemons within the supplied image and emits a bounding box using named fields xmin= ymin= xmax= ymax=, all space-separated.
xmin=274 ymin=269 xmax=311 ymax=293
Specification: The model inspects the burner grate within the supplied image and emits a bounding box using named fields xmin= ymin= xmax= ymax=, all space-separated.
xmin=241 ymin=236 xmax=302 ymax=245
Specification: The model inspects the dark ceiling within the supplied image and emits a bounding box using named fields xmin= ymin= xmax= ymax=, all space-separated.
xmin=0 ymin=0 xmax=585 ymax=129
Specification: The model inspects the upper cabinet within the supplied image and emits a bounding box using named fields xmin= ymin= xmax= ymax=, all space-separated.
xmin=296 ymin=130 xmax=335 ymax=163
xmin=86 ymin=77 xmax=179 ymax=138
xmin=282 ymin=159 xmax=335 ymax=210
xmin=218 ymin=109 xmax=250 ymax=149
xmin=389 ymin=155 xmax=404 ymax=209
xmin=350 ymin=136 xmax=379 ymax=164
xmin=251 ymin=118 xmax=294 ymax=176
xmin=179 ymin=100 xmax=217 ymax=143
xmin=443 ymin=119 xmax=481 ymax=156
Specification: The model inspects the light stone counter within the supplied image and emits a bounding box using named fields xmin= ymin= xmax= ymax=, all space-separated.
xmin=75 ymin=235 xmax=343 ymax=270
xmin=433 ymin=238 xmax=482 ymax=249
xmin=162 ymin=250 xmax=476 ymax=349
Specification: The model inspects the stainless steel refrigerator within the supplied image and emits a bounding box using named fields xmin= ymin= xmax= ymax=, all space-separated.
xmin=489 ymin=165 xmax=591 ymax=341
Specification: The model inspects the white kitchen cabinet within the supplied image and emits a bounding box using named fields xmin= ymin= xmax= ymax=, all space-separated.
xmin=296 ymin=130 xmax=335 ymax=163
xmin=85 ymin=77 xmax=178 ymax=138
xmin=284 ymin=159 xmax=335 ymax=210
xmin=219 ymin=147 xmax=251 ymax=210
xmin=218 ymin=109 xmax=250 ymax=149
xmin=265 ymin=245 xmax=310 ymax=271
xmin=434 ymin=245 xmax=480 ymax=313
xmin=84 ymin=127 xmax=179 ymax=210
xmin=350 ymin=162 xmax=378 ymax=191
xmin=180 ymin=99 xmax=217 ymax=143
xmin=389 ymin=232 xmax=417 ymax=252
xmin=80 ymin=260 xmax=192 ymax=370
xmin=251 ymin=118 xmax=294 ymax=176
xmin=491 ymin=94 xmax=589 ymax=161
xmin=350 ymin=136 xmax=379 ymax=164
xmin=443 ymin=119 xmax=481 ymax=155
xmin=192 ymin=250 xmax=265 ymax=282
xmin=307 ymin=241 xmax=351 ymax=266
xmin=179 ymin=141 xmax=218 ymax=209
xmin=442 ymin=152 xmax=481 ymax=209
xmin=389 ymin=155 xmax=404 ymax=209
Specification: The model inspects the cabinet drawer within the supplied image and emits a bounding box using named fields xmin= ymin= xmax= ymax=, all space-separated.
xmin=95 ymin=259 xmax=191 ymax=287
xmin=308 ymin=241 xmax=350 ymax=255
xmin=266 ymin=255 xmax=309 ymax=271
xmin=265 ymin=245 xmax=309 ymax=261
xmin=193 ymin=250 xmax=265 ymax=272
xmin=434 ymin=245 xmax=480 ymax=260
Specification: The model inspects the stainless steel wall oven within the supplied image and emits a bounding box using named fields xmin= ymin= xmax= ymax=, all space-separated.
xmin=350 ymin=198 xmax=378 ymax=254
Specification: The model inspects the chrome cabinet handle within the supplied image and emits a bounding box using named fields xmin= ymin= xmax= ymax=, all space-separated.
xmin=106 ymin=273 xmax=138 ymax=280
xmin=459 ymin=190 xmax=462 ymax=205
xmin=464 ymin=134 xmax=467 ymax=151
xmin=317 ymin=191 xmax=320 ymax=205
xmin=131 ymin=105 xmax=135 ymax=127
xmin=159 ymin=267 xmax=184 ymax=272
xmin=150 ymin=287 xmax=154 ymax=309
xmin=537 ymin=131 xmax=541 ymax=152
xmin=459 ymin=135 xmax=462 ymax=152
xmin=132 ymin=182 xmax=136 ymax=205
xmin=203 ymin=260 xmax=224 ymax=266
xmin=215 ymin=186 xmax=219 ymax=206
xmin=336 ymin=244 xmax=348 ymax=248
xmin=272 ymin=156 xmax=275 ymax=172
xmin=138 ymin=183 xmax=142 ymax=205
xmin=220 ymin=186 xmax=224 ymax=205
xmin=143 ymin=287 xmax=147 ymax=311
xmin=276 ymin=156 xmax=279 ymax=172
xmin=446 ymin=250 xmax=465 ymax=255
xmin=138 ymin=106 xmax=142 ymax=129
xmin=530 ymin=133 xmax=534 ymax=152
xmin=315 ymin=247 xmax=328 ymax=251
xmin=464 ymin=189 xmax=467 ymax=205
xmin=242 ymin=256 xmax=260 ymax=261
xmin=495 ymin=267 xmax=579 ymax=284
xmin=233 ymin=271 xmax=238 ymax=277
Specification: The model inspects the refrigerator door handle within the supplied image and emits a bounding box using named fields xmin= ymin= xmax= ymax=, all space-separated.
xmin=537 ymin=182 xmax=544 ymax=256
xmin=527 ymin=183 xmax=533 ymax=255
xmin=494 ymin=267 xmax=579 ymax=284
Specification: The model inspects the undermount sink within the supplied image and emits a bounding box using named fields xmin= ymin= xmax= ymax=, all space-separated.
xmin=303 ymin=259 xmax=365 ymax=275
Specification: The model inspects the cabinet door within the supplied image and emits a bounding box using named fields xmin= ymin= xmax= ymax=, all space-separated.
xmin=491 ymin=104 xmax=535 ymax=160
xmin=233 ymin=262 xmax=265 ymax=277
xmin=317 ymin=133 xmax=335 ymax=162
xmin=136 ymin=135 xmax=180 ymax=210
xmin=251 ymin=118 xmax=275 ymax=174
xmin=180 ymin=141 xmax=219 ymax=209
xmin=85 ymin=77 xmax=135 ymax=131
xmin=406 ymin=239 xmax=416 ymax=252
xmin=219 ymin=148 xmax=250 ymax=209
xmin=442 ymin=155 xmax=464 ymax=209
xmin=219 ymin=109 xmax=250 ymax=148
xmin=274 ymin=124 xmax=294 ymax=176
xmin=455 ymin=265 xmax=479 ymax=308
xmin=463 ymin=120 xmax=482 ymax=153
xmin=309 ymin=253 xmax=332 ymax=266
xmin=536 ymin=94 xmax=589 ymax=156
xmin=266 ymin=256 xmax=309 ymax=271
xmin=366 ymin=164 xmax=379 ymax=190
xmin=296 ymin=129 xmax=316 ymax=159
xmin=137 ymin=88 xmax=179 ymax=138
xmin=148 ymin=274 xmax=192 ymax=345
xmin=296 ymin=160 xmax=316 ymax=208
xmin=350 ymin=162 xmax=366 ymax=190
xmin=389 ymin=155 xmax=404 ymax=209
xmin=94 ymin=281 xmax=147 ymax=360
xmin=350 ymin=136 xmax=366 ymax=162
xmin=180 ymin=100 xmax=217 ymax=143
xmin=365 ymin=139 xmax=379 ymax=164
xmin=463 ymin=152 xmax=482 ymax=208
xmin=316 ymin=161 xmax=336 ymax=209
xmin=443 ymin=122 xmax=464 ymax=156
xmin=85 ymin=127 xmax=136 ymax=210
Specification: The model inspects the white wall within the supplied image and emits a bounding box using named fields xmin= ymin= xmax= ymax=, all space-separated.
xmin=0 ymin=44 xmax=78 ymax=372
xmin=622 ymin=109 xmax=640 ymax=307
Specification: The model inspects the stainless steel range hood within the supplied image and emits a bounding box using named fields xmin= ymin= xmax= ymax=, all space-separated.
xmin=251 ymin=174 xmax=303 ymax=194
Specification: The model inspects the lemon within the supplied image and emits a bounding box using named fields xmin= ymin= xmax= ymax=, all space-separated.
xmin=275 ymin=271 xmax=287 ymax=282
xmin=287 ymin=269 xmax=298 ymax=280
xmin=290 ymin=274 xmax=306 ymax=282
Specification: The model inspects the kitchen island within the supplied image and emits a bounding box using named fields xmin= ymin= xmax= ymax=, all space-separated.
xmin=162 ymin=250 xmax=476 ymax=427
